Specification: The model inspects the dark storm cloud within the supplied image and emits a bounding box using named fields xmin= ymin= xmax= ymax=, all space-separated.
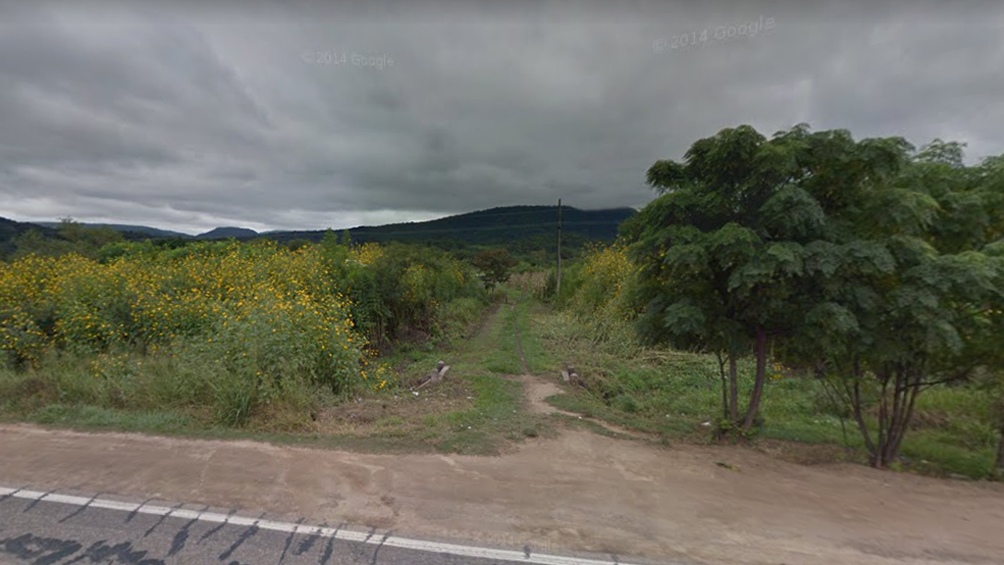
xmin=1 ymin=0 xmax=1003 ymax=234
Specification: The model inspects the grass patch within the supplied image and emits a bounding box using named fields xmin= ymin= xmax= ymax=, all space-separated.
xmin=483 ymin=303 xmax=523 ymax=374
xmin=30 ymin=404 xmax=195 ymax=433
xmin=416 ymin=374 xmax=532 ymax=454
xmin=479 ymin=292 xmax=553 ymax=376
xmin=515 ymin=299 xmax=553 ymax=374
xmin=899 ymin=435 xmax=997 ymax=478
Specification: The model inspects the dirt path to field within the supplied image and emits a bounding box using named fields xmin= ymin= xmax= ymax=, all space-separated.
xmin=2 ymin=423 xmax=1003 ymax=565
xmin=510 ymin=304 xmax=649 ymax=440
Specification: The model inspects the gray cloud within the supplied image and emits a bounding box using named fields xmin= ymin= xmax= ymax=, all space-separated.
xmin=1 ymin=1 xmax=1003 ymax=234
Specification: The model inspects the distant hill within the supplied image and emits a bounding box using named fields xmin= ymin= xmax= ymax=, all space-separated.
xmin=265 ymin=205 xmax=637 ymax=247
xmin=196 ymin=227 xmax=259 ymax=240
xmin=34 ymin=222 xmax=191 ymax=239
xmin=1 ymin=217 xmax=58 ymax=258
xmin=4 ymin=206 xmax=637 ymax=261
xmin=354 ymin=205 xmax=635 ymax=243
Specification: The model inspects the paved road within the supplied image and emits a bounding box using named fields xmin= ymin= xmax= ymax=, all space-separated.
xmin=0 ymin=487 xmax=648 ymax=565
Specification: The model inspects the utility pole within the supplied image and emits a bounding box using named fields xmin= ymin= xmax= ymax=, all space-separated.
xmin=556 ymin=198 xmax=562 ymax=298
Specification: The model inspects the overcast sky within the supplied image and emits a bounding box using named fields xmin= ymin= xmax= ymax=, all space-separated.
xmin=2 ymin=1 xmax=1003 ymax=235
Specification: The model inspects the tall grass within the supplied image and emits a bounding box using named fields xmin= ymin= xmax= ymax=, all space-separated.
xmin=508 ymin=270 xmax=553 ymax=302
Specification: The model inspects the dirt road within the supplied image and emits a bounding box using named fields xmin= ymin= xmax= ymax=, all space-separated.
xmin=2 ymin=412 xmax=1003 ymax=565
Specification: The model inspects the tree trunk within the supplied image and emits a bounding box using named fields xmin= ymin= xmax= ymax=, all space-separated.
xmin=996 ymin=425 xmax=1004 ymax=471
xmin=871 ymin=365 xmax=923 ymax=469
xmin=846 ymin=362 xmax=877 ymax=458
xmin=741 ymin=326 xmax=768 ymax=432
xmin=995 ymin=391 xmax=1004 ymax=472
xmin=871 ymin=367 xmax=893 ymax=468
xmin=888 ymin=373 xmax=921 ymax=466
xmin=728 ymin=353 xmax=739 ymax=424
xmin=716 ymin=352 xmax=729 ymax=421
xmin=876 ymin=370 xmax=891 ymax=468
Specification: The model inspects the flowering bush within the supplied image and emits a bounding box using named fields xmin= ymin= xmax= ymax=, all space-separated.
xmin=570 ymin=243 xmax=637 ymax=319
xmin=0 ymin=239 xmax=482 ymax=426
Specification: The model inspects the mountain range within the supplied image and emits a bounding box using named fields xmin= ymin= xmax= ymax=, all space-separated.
xmin=32 ymin=222 xmax=191 ymax=239
xmin=263 ymin=205 xmax=637 ymax=246
xmin=2 ymin=205 xmax=636 ymax=258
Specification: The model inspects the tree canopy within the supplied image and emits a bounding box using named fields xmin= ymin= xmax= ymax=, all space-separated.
xmin=625 ymin=124 xmax=1004 ymax=465
xmin=472 ymin=248 xmax=518 ymax=296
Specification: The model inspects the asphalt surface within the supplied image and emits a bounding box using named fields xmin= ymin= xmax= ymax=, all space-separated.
xmin=0 ymin=488 xmax=639 ymax=565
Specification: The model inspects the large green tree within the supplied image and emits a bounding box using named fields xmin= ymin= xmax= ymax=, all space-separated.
xmin=623 ymin=124 xmax=850 ymax=436
xmin=950 ymin=153 xmax=1004 ymax=473
xmin=626 ymin=124 xmax=1003 ymax=465
xmin=764 ymin=132 xmax=1000 ymax=468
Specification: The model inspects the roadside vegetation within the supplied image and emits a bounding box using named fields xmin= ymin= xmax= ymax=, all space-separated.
xmin=0 ymin=223 xmax=553 ymax=454
xmin=0 ymin=233 xmax=487 ymax=431
xmin=528 ymin=124 xmax=1004 ymax=480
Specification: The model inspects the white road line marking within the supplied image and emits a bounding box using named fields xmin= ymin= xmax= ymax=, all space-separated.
xmin=0 ymin=485 xmax=649 ymax=565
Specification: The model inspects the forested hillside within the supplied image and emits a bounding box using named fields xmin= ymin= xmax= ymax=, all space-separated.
xmin=3 ymin=205 xmax=635 ymax=264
